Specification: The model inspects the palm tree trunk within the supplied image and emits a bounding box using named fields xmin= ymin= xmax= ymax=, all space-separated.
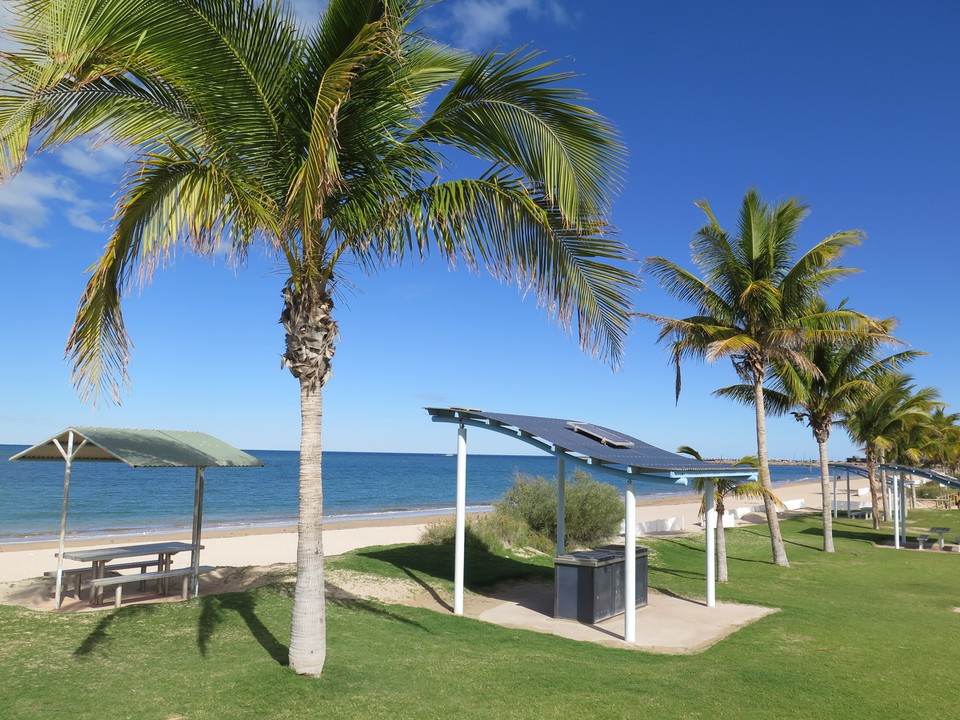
xmin=281 ymin=277 xmax=338 ymax=677
xmin=753 ymin=373 xmax=789 ymax=566
xmin=288 ymin=380 xmax=326 ymax=676
xmin=817 ymin=439 xmax=835 ymax=552
xmin=716 ymin=498 xmax=728 ymax=582
xmin=866 ymin=447 xmax=882 ymax=530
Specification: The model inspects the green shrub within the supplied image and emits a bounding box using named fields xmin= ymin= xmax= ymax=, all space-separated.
xmin=494 ymin=473 xmax=557 ymax=536
xmin=915 ymin=481 xmax=950 ymax=499
xmin=492 ymin=469 xmax=624 ymax=549
xmin=563 ymin=473 xmax=625 ymax=546
xmin=419 ymin=519 xmax=493 ymax=552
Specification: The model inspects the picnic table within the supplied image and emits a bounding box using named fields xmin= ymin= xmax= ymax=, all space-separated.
xmin=58 ymin=541 xmax=203 ymax=606
xmin=928 ymin=527 xmax=952 ymax=551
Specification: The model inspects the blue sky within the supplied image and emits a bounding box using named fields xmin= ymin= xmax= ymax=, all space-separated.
xmin=1 ymin=0 xmax=958 ymax=460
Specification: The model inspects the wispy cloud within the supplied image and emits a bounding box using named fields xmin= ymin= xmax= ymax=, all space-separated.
xmin=0 ymin=168 xmax=105 ymax=248
xmin=444 ymin=0 xmax=570 ymax=49
xmin=57 ymin=141 xmax=129 ymax=181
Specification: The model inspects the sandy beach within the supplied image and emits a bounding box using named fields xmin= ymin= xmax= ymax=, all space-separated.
xmin=0 ymin=476 xmax=871 ymax=614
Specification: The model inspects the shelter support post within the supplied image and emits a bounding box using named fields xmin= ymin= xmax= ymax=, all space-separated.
xmin=846 ymin=470 xmax=851 ymax=514
xmin=832 ymin=475 xmax=838 ymax=519
xmin=454 ymin=425 xmax=467 ymax=616
xmin=705 ymin=479 xmax=716 ymax=608
xmin=556 ymin=457 xmax=566 ymax=556
xmin=53 ymin=431 xmax=76 ymax=611
xmin=900 ymin=480 xmax=907 ymax=547
xmin=191 ymin=467 xmax=205 ymax=597
xmin=893 ymin=473 xmax=900 ymax=549
xmin=624 ymin=480 xmax=636 ymax=642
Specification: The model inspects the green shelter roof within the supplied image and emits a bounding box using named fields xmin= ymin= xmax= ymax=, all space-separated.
xmin=9 ymin=427 xmax=263 ymax=468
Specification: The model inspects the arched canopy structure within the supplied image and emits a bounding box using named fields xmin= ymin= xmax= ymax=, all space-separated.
xmin=10 ymin=427 xmax=263 ymax=608
xmin=831 ymin=462 xmax=960 ymax=549
xmin=427 ymin=408 xmax=757 ymax=642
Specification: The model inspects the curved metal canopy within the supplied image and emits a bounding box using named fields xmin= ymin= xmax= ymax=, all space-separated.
xmin=10 ymin=427 xmax=263 ymax=468
xmin=427 ymin=407 xmax=755 ymax=484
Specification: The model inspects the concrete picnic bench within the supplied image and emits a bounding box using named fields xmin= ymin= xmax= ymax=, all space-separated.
xmin=55 ymin=541 xmax=206 ymax=607
xmin=89 ymin=565 xmax=214 ymax=608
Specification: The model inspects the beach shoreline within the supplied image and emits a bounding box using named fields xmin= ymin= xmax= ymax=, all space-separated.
xmin=0 ymin=477 xmax=869 ymax=590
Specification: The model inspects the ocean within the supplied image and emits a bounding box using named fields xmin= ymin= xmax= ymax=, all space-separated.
xmin=0 ymin=445 xmax=820 ymax=544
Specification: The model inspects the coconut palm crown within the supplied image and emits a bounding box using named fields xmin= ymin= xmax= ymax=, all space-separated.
xmin=640 ymin=189 xmax=877 ymax=567
xmin=0 ymin=0 xmax=636 ymax=676
xmin=715 ymin=303 xmax=917 ymax=551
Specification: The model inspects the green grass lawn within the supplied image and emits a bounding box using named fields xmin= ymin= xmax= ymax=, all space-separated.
xmin=2 ymin=511 xmax=959 ymax=720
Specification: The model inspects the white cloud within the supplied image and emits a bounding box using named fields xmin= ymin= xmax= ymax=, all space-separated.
xmin=0 ymin=168 xmax=107 ymax=248
xmin=446 ymin=0 xmax=570 ymax=49
xmin=57 ymin=141 xmax=129 ymax=181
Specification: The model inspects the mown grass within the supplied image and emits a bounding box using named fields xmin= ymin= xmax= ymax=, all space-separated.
xmin=2 ymin=511 xmax=959 ymax=719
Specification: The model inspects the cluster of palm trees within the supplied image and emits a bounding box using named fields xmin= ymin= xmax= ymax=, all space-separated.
xmin=2 ymin=0 xmax=954 ymax=678
xmin=643 ymin=190 xmax=953 ymax=565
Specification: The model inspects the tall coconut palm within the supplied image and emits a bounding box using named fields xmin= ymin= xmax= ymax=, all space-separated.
xmin=844 ymin=372 xmax=941 ymax=528
xmin=641 ymin=189 xmax=871 ymax=567
xmin=0 ymin=0 xmax=636 ymax=676
xmin=715 ymin=304 xmax=917 ymax=552
xmin=676 ymin=446 xmax=777 ymax=582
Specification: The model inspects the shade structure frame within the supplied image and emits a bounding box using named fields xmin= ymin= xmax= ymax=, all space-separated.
xmin=9 ymin=427 xmax=262 ymax=609
xmin=428 ymin=407 xmax=758 ymax=641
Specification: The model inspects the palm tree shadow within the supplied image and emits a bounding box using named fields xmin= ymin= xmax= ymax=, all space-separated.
xmin=198 ymin=594 xmax=288 ymax=666
xmin=326 ymin=595 xmax=432 ymax=631
xmin=74 ymin=604 xmax=157 ymax=657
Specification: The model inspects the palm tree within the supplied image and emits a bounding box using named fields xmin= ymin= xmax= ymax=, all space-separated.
xmin=716 ymin=305 xmax=917 ymax=552
xmin=642 ymin=189 xmax=872 ymax=567
xmin=676 ymin=446 xmax=778 ymax=582
xmin=843 ymin=372 xmax=941 ymax=528
xmin=0 ymin=0 xmax=635 ymax=676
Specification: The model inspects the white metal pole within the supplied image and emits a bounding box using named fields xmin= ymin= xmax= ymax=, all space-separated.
xmin=191 ymin=467 xmax=205 ymax=597
xmin=624 ymin=480 xmax=636 ymax=643
xmin=556 ymin=457 xmax=566 ymax=556
xmin=846 ymin=470 xmax=851 ymax=514
xmin=454 ymin=425 xmax=467 ymax=615
xmin=53 ymin=432 xmax=75 ymax=611
xmin=892 ymin=473 xmax=900 ymax=549
xmin=832 ymin=475 xmax=838 ymax=519
xmin=705 ymin=479 xmax=716 ymax=608
xmin=900 ymin=481 xmax=908 ymax=546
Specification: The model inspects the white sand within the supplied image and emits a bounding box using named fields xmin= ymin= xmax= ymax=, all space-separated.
xmin=0 ymin=475 xmax=870 ymax=586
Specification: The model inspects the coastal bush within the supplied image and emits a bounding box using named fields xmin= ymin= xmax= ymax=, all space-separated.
xmin=419 ymin=513 xmax=555 ymax=554
xmin=420 ymin=520 xmax=492 ymax=551
xmin=494 ymin=470 xmax=624 ymax=549
xmin=563 ymin=474 xmax=625 ymax=546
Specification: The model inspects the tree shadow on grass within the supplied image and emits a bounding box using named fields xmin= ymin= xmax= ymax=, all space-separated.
xmin=326 ymin=596 xmax=433 ymax=631
xmin=648 ymin=564 xmax=702 ymax=581
xmin=198 ymin=593 xmax=288 ymax=666
xmin=73 ymin=604 xmax=157 ymax=657
xmin=355 ymin=544 xmax=552 ymax=596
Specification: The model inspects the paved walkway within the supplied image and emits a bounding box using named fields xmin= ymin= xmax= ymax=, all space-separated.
xmin=478 ymin=580 xmax=778 ymax=653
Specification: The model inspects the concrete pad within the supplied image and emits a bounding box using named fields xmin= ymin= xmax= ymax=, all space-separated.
xmin=478 ymin=581 xmax=778 ymax=653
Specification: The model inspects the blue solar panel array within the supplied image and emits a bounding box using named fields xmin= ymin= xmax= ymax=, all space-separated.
xmin=427 ymin=408 xmax=750 ymax=476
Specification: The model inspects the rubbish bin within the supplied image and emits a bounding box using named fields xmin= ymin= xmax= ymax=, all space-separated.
xmin=554 ymin=546 xmax=648 ymax=623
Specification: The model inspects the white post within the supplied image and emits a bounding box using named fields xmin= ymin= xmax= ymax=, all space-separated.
xmin=892 ymin=473 xmax=900 ymax=549
xmin=556 ymin=457 xmax=566 ymax=556
xmin=53 ymin=431 xmax=75 ymax=611
xmin=900 ymin=481 xmax=908 ymax=546
xmin=846 ymin=470 xmax=851 ymax=514
xmin=624 ymin=480 xmax=636 ymax=643
xmin=832 ymin=475 xmax=838 ymax=518
xmin=705 ymin=479 xmax=716 ymax=608
xmin=191 ymin=467 xmax=205 ymax=597
xmin=454 ymin=425 xmax=467 ymax=615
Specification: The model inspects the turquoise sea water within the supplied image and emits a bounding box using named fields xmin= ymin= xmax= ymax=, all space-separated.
xmin=0 ymin=445 xmax=820 ymax=544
